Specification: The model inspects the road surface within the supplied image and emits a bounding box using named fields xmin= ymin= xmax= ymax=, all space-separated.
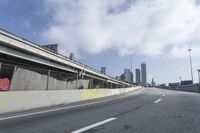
xmin=0 ymin=88 xmax=200 ymax=133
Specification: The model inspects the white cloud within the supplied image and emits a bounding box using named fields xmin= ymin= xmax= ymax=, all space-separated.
xmin=42 ymin=0 xmax=200 ymax=57
xmin=170 ymin=45 xmax=200 ymax=58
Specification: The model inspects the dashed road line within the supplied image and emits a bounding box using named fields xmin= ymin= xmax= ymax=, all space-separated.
xmin=154 ymin=98 xmax=162 ymax=103
xmin=71 ymin=117 xmax=117 ymax=133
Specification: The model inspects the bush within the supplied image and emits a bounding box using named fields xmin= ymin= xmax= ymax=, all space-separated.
xmin=78 ymin=85 xmax=84 ymax=89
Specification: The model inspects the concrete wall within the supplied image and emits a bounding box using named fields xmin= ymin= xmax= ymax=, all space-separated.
xmin=179 ymin=84 xmax=200 ymax=93
xmin=0 ymin=86 xmax=141 ymax=114
xmin=10 ymin=68 xmax=89 ymax=91
xmin=10 ymin=68 xmax=48 ymax=91
xmin=65 ymin=80 xmax=89 ymax=90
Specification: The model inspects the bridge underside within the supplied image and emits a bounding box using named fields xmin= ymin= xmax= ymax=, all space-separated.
xmin=0 ymin=44 xmax=127 ymax=91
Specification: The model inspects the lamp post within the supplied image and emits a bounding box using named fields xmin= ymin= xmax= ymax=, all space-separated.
xmin=198 ymin=69 xmax=200 ymax=93
xmin=188 ymin=49 xmax=194 ymax=83
xmin=179 ymin=76 xmax=182 ymax=90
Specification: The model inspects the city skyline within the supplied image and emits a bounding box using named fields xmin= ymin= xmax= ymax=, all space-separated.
xmin=0 ymin=0 xmax=200 ymax=84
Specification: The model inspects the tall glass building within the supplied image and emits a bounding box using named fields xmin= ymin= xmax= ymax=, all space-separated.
xmin=124 ymin=69 xmax=133 ymax=83
xmin=135 ymin=68 xmax=141 ymax=85
xmin=141 ymin=63 xmax=147 ymax=86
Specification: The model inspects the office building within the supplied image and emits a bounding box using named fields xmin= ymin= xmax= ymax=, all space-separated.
xmin=141 ymin=63 xmax=147 ymax=86
xmin=124 ymin=68 xmax=133 ymax=83
xmin=135 ymin=68 xmax=141 ymax=84
xmin=41 ymin=44 xmax=58 ymax=53
xmin=119 ymin=74 xmax=125 ymax=81
xmin=151 ymin=78 xmax=156 ymax=87
xmin=101 ymin=67 xmax=106 ymax=74
xmin=69 ymin=53 xmax=75 ymax=60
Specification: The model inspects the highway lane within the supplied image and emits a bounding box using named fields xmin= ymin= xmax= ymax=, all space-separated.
xmin=0 ymin=88 xmax=200 ymax=133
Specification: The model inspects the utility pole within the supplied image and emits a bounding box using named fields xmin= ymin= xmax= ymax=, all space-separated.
xmin=188 ymin=49 xmax=194 ymax=83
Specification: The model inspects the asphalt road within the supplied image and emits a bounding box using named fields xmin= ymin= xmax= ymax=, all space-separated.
xmin=0 ymin=88 xmax=200 ymax=133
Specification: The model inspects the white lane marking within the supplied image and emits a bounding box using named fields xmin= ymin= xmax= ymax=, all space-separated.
xmin=71 ymin=117 xmax=117 ymax=133
xmin=154 ymin=98 xmax=162 ymax=103
xmin=162 ymin=94 xmax=165 ymax=96
xmin=0 ymin=89 xmax=144 ymax=121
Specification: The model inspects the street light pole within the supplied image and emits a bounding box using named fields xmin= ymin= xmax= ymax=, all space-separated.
xmin=179 ymin=76 xmax=182 ymax=90
xmin=198 ymin=69 xmax=200 ymax=93
xmin=179 ymin=76 xmax=182 ymax=83
xmin=188 ymin=49 xmax=194 ymax=83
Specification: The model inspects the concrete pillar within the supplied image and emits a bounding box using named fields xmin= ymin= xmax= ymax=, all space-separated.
xmin=65 ymin=73 xmax=68 ymax=90
xmin=75 ymin=72 xmax=78 ymax=89
xmin=46 ymin=69 xmax=50 ymax=90
xmin=10 ymin=65 xmax=18 ymax=91
xmin=106 ymin=81 xmax=108 ymax=88
xmin=90 ymin=78 xmax=93 ymax=88
xmin=102 ymin=80 xmax=105 ymax=88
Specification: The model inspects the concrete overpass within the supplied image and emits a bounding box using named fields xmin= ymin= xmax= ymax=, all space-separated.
xmin=0 ymin=28 xmax=133 ymax=90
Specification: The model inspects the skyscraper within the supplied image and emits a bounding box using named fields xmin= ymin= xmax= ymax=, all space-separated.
xmin=151 ymin=78 xmax=156 ymax=87
xmin=135 ymin=68 xmax=141 ymax=85
xmin=141 ymin=63 xmax=147 ymax=86
xmin=124 ymin=68 xmax=133 ymax=83
xmin=119 ymin=73 xmax=125 ymax=81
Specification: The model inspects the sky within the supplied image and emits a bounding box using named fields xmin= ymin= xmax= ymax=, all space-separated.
xmin=0 ymin=0 xmax=200 ymax=84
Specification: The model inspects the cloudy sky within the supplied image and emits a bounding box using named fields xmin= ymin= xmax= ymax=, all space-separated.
xmin=1 ymin=0 xmax=200 ymax=84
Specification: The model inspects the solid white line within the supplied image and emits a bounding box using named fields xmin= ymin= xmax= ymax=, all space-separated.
xmin=154 ymin=98 xmax=162 ymax=103
xmin=0 ymin=89 xmax=143 ymax=121
xmin=71 ymin=117 xmax=117 ymax=133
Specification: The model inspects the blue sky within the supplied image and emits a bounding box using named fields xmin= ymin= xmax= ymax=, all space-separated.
xmin=1 ymin=0 xmax=200 ymax=84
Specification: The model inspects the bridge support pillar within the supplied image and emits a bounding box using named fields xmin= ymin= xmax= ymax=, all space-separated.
xmin=75 ymin=72 xmax=79 ymax=89
xmin=102 ymin=81 xmax=105 ymax=88
xmin=46 ymin=69 xmax=50 ymax=90
xmin=89 ymin=78 xmax=93 ymax=88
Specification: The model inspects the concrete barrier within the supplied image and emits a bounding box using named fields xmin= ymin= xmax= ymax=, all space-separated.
xmin=179 ymin=84 xmax=200 ymax=93
xmin=0 ymin=86 xmax=141 ymax=114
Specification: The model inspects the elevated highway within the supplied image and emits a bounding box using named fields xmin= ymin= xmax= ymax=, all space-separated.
xmin=0 ymin=28 xmax=132 ymax=90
